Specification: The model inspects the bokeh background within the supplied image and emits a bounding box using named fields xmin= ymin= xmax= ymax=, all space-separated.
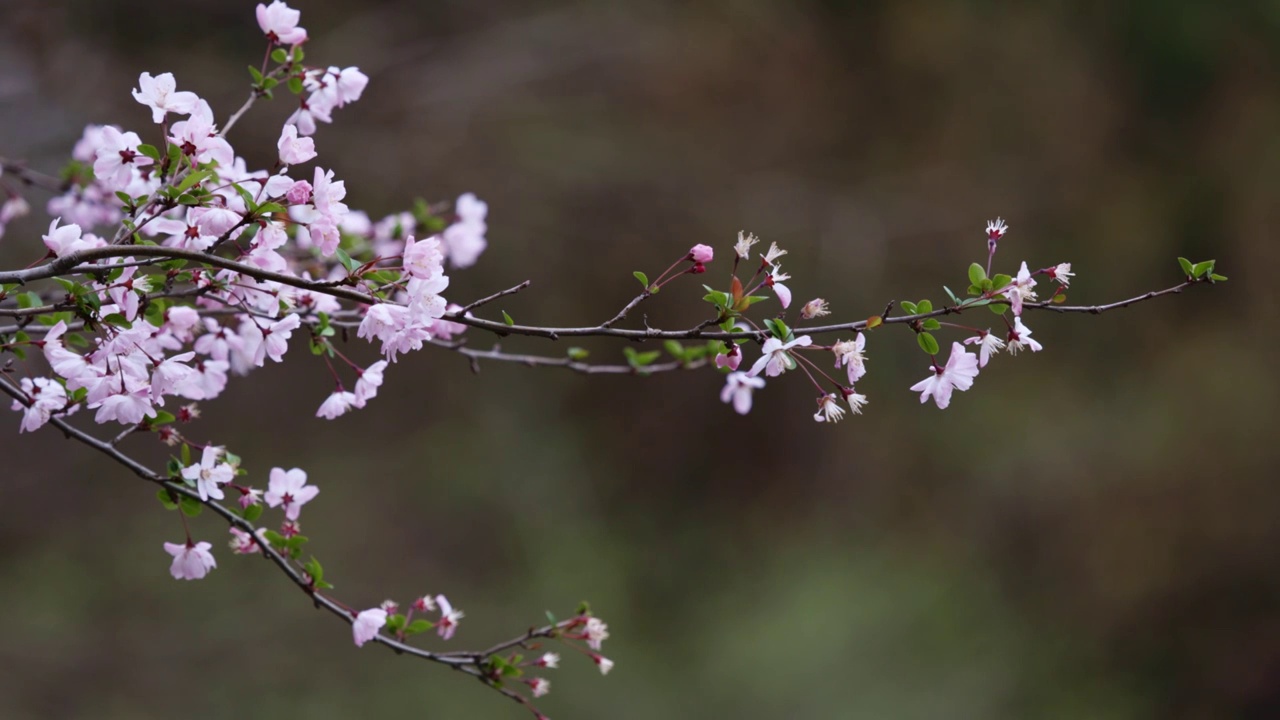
xmin=1 ymin=1 xmax=1277 ymax=718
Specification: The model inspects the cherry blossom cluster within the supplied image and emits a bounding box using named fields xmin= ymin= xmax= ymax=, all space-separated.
xmin=0 ymin=1 xmax=1226 ymax=717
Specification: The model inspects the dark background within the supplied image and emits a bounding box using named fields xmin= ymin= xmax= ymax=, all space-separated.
xmin=1 ymin=2 xmax=1276 ymax=718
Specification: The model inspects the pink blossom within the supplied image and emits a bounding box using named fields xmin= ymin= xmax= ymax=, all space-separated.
xmin=689 ymin=244 xmax=714 ymax=263
xmin=592 ymin=654 xmax=615 ymax=675
xmin=720 ymin=371 xmax=764 ymax=415
xmin=832 ymin=334 xmax=867 ymax=383
xmin=537 ymin=652 xmax=560 ymax=668
xmin=412 ymin=595 xmax=437 ymax=612
xmin=305 ymin=66 xmax=369 ymax=109
xmin=403 ymin=235 xmax=445 ymax=280
xmin=813 ymin=393 xmax=846 ymax=423
xmin=164 ymin=541 xmax=217 ymax=580
xmin=11 ymin=377 xmax=67 ymax=433
xmin=132 ymin=72 xmax=199 ymax=124
xmin=256 ymin=1 xmax=307 ymax=45
xmin=316 ymin=390 xmax=357 ymax=419
xmin=767 ymin=270 xmax=792 ymax=309
xmin=584 ymin=617 xmax=610 ymax=650
xmin=352 ymin=608 xmax=387 ymax=647
xmin=714 ymin=343 xmax=742 ymax=371
xmin=986 ymin=217 xmax=1008 ymax=242
xmin=150 ymin=351 xmax=199 ymax=403
xmin=528 ymin=678 xmax=550 ymax=698
xmin=169 ymin=100 xmax=234 ymax=168
xmin=92 ymin=387 xmax=156 ymax=425
xmin=963 ymin=330 xmax=1005 ymax=368
xmin=436 ymin=594 xmax=464 ymax=640
xmin=1003 ymin=261 xmax=1038 ymax=316
xmin=442 ymin=193 xmax=487 ymax=268
xmin=353 ymin=361 xmax=387 ymax=408
xmin=228 ymin=527 xmax=260 ymax=555
xmin=285 ymin=180 xmax=312 ymax=205
xmin=277 ymin=123 xmax=317 ymax=166
xmin=92 ymin=126 xmax=151 ymax=190
xmin=1006 ymin=316 xmax=1043 ymax=355
xmin=909 ymin=342 xmax=980 ymax=409
xmin=800 ymin=298 xmax=830 ymax=319
xmin=42 ymin=218 xmax=104 ymax=258
xmin=181 ymin=445 xmax=234 ymax=501
xmin=264 ymin=467 xmax=319 ymax=521
xmin=748 ymin=335 xmax=812 ymax=378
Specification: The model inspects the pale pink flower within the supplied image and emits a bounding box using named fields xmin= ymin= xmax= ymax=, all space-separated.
xmin=537 ymin=652 xmax=560 ymax=669
xmin=593 ymin=654 xmax=615 ymax=675
xmin=285 ymin=179 xmax=312 ymax=205
xmin=761 ymin=241 xmax=787 ymax=265
xmin=164 ymin=541 xmax=217 ymax=580
xmin=92 ymin=387 xmax=156 ymax=425
xmin=986 ymin=217 xmax=1008 ymax=242
xmin=436 ymin=595 xmax=464 ymax=640
xmin=720 ymin=371 xmax=764 ymax=415
xmin=256 ymin=1 xmax=307 ymax=45
xmin=412 ymin=595 xmax=437 ymax=612
xmin=352 ymin=608 xmax=387 ymax=647
xmin=963 ymin=330 xmax=1005 ymax=368
xmin=403 ymin=235 xmax=445 ymax=280
xmin=11 ymin=377 xmax=67 ymax=433
xmin=748 ymin=335 xmax=812 ymax=378
xmin=909 ymin=342 xmax=980 ymax=409
xmin=734 ymin=231 xmax=759 ymax=259
xmin=228 ymin=527 xmax=260 ymax=555
xmin=1006 ymin=316 xmax=1043 ymax=355
xmin=277 ymin=123 xmax=317 ymax=166
xmin=316 ymin=390 xmax=357 ymax=419
xmin=1049 ymin=262 xmax=1074 ymax=287
xmin=1003 ymin=261 xmax=1038 ymax=316
xmin=528 ymin=678 xmax=551 ymax=698
xmin=842 ymin=387 xmax=868 ymax=414
xmin=832 ymin=334 xmax=867 ymax=383
xmin=132 ymin=72 xmax=199 ymax=124
xmin=42 ymin=218 xmax=103 ymax=258
xmin=181 ymin=445 xmax=234 ymax=501
xmin=264 ymin=467 xmax=319 ymax=520
xmin=813 ymin=393 xmax=846 ymax=423
xmin=767 ymin=270 xmax=792 ymax=309
xmin=353 ymin=360 xmax=387 ymax=408
xmin=714 ymin=343 xmax=742 ymax=371
xmin=689 ymin=244 xmax=714 ymax=263
xmin=584 ymin=617 xmax=610 ymax=650
xmin=92 ymin=126 xmax=151 ymax=189
xmin=800 ymin=298 xmax=830 ymax=319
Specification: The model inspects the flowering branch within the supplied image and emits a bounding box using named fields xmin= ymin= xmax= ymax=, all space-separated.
xmin=0 ymin=3 xmax=1224 ymax=717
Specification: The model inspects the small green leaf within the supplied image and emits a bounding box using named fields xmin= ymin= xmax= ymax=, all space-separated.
xmin=900 ymin=301 xmax=918 ymax=314
xmin=1191 ymin=260 xmax=1215 ymax=278
xmin=248 ymin=65 xmax=264 ymax=85
xmin=1177 ymin=257 xmax=1195 ymax=276
xmin=633 ymin=271 xmax=649 ymax=288
xmin=303 ymin=556 xmax=324 ymax=583
xmin=156 ymin=489 xmax=179 ymax=510
xmin=917 ymin=299 xmax=933 ymax=314
xmin=181 ymin=443 xmax=192 ymax=466
xmin=243 ymin=503 xmax=264 ymax=522
xmin=663 ymin=340 xmax=685 ymax=359
xmin=917 ymin=332 xmax=939 ymax=355
xmin=991 ymin=274 xmax=1012 ymax=291
xmin=151 ymin=410 xmax=176 ymax=426
xmin=1209 ymin=273 xmax=1228 ymax=282
xmin=567 ymin=347 xmax=589 ymax=361
xmin=385 ymin=614 xmax=406 ymax=633
xmin=545 ymin=610 xmax=558 ymax=625
xmin=501 ymin=310 xmax=514 ymax=326
xmin=943 ymin=286 xmax=959 ymax=305
xmin=988 ymin=302 xmax=1009 ymax=314
xmin=179 ymin=495 xmax=202 ymax=517
xmin=404 ymin=619 xmax=434 ymax=636
xmin=968 ymin=263 xmax=987 ymax=287
xmin=334 ymin=247 xmax=355 ymax=273
xmin=287 ymin=76 xmax=304 ymax=95
xmin=271 ymin=48 xmax=289 ymax=63
xmin=921 ymin=318 xmax=941 ymax=331
xmin=137 ymin=144 xmax=161 ymax=161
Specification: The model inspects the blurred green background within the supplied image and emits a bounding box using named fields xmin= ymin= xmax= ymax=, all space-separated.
xmin=1 ymin=1 xmax=1276 ymax=718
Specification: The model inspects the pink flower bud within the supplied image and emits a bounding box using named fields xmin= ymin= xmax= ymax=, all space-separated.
xmin=689 ymin=244 xmax=714 ymax=263
xmin=285 ymin=179 xmax=313 ymax=206
xmin=690 ymin=262 xmax=707 ymax=274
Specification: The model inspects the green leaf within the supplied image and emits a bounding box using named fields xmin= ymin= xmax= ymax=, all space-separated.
xmin=990 ymin=274 xmax=1012 ymax=291
xmin=545 ymin=610 xmax=558 ymax=624
xmin=404 ymin=619 xmax=434 ymax=636
xmin=181 ymin=443 xmax=192 ymax=466
xmin=1209 ymin=273 xmax=1228 ymax=282
xmin=175 ymin=168 xmax=213 ymax=193
xmin=921 ymin=318 xmax=941 ymax=331
xmin=1177 ymin=257 xmax=1195 ymax=276
xmin=501 ymin=310 xmax=514 ymax=326
xmin=334 ymin=247 xmax=355 ymax=273
xmin=968 ymin=263 xmax=987 ymax=287
xmin=633 ymin=271 xmax=649 ymax=288
xmin=1191 ymin=260 xmax=1215 ymax=278
xmin=943 ymin=286 xmax=959 ymax=305
xmin=100 ymin=313 xmax=131 ymax=329
xmin=17 ymin=292 xmax=40 ymax=309
xmin=567 ymin=347 xmax=589 ymax=361
xmin=385 ymin=613 xmax=406 ymax=633
xmin=271 ymin=48 xmax=288 ymax=63
xmin=287 ymin=76 xmax=305 ymax=95
xmin=623 ymin=347 xmax=661 ymax=367
xmin=917 ymin=332 xmax=939 ymax=355
xmin=303 ymin=556 xmax=324 ymax=584
xmin=917 ymin=299 xmax=933 ymax=314
xmin=988 ymin=302 xmax=1009 ymax=314
xmin=900 ymin=301 xmax=918 ymax=314
xmin=764 ymin=318 xmax=792 ymax=341
xmin=179 ymin=495 xmax=203 ymax=517
xmin=156 ymin=489 xmax=179 ymax=510
xmin=262 ymin=530 xmax=286 ymax=549
xmin=243 ymin=503 xmax=264 ymax=523
xmin=663 ymin=340 xmax=685 ymax=359
xmin=151 ymin=410 xmax=176 ymax=426
xmin=248 ymin=65 xmax=264 ymax=85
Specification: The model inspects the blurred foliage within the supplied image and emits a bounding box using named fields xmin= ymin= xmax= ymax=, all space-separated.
xmin=1 ymin=1 xmax=1276 ymax=718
